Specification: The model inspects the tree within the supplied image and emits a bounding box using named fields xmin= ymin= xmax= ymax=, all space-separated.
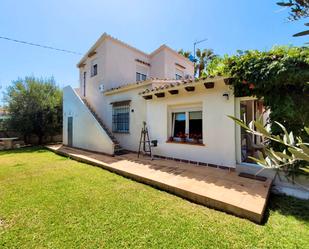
xmin=4 ymin=76 xmax=62 ymax=144
xmin=178 ymin=48 xmax=217 ymax=77
xmin=207 ymin=46 xmax=309 ymax=142
xmin=178 ymin=49 xmax=191 ymax=58
xmin=277 ymin=1 xmax=309 ymax=37
xmin=195 ymin=48 xmax=217 ymax=78
xmin=277 ymin=0 xmax=309 ymax=20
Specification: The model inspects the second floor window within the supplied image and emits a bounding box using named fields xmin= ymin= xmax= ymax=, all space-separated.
xmin=175 ymin=68 xmax=184 ymax=80
xmin=175 ymin=74 xmax=182 ymax=80
xmin=91 ymin=64 xmax=97 ymax=77
xmin=136 ymin=72 xmax=147 ymax=82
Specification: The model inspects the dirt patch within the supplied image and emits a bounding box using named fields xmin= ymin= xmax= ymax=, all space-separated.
xmin=0 ymin=218 xmax=8 ymax=228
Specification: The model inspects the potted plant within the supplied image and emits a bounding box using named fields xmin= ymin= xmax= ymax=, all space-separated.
xmin=192 ymin=133 xmax=202 ymax=144
xmin=178 ymin=132 xmax=187 ymax=142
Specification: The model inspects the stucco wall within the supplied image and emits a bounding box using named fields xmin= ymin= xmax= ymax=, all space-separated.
xmin=164 ymin=48 xmax=194 ymax=79
xmin=146 ymin=80 xmax=236 ymax=167
xmin=63 ymin=86 xmax=114 ymax=154
xmin=150 ymin=48 xmax=194 ymax=79
xmin=79 ymin=38 xmax=194 ymax=105
xmin=149 ymin=50 xmax=166 ymax=79
xmin=78 ymin=38 xmax=150 ymax=125
xmin=102 ymin=87 xmax=147 ymax=152
xmin=104 ymin=39 xmax=150 ymax=90
xmin=76 ymin=37 xmax=194 ymax=151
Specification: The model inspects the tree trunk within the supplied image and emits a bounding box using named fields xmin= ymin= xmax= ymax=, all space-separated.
xmin=24 ymin=134 xmax=28 ymax=145
xmin=38 ymin=135 xmax=43 ymax=145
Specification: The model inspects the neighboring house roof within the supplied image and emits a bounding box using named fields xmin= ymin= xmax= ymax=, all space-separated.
xmin=77 ymin=33 xmax=193 ymax=68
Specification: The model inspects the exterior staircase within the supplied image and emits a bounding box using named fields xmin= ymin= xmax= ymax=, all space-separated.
xmin=81 ymin=98 xmax=125 ymax=155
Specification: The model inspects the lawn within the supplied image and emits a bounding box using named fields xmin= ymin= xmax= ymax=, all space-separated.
xmin=0 ymin=148 xmax=308 ymax=248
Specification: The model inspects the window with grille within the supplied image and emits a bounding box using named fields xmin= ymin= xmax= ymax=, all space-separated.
xmin=112 ymin=104 xmax=130 ymax=133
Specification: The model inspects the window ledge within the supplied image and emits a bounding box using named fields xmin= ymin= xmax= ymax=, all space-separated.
xmin=166 ymin=141 xmax=205 ymax=146
xmin=113 ymin=131 xmax=130 ymax=134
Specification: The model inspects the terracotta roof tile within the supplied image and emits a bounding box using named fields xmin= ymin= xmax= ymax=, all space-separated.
xmin=139 ymin=76 xmax=228 ymax=96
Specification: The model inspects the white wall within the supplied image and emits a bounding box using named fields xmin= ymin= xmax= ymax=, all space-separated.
xmin=146 ymin=80 xmax=236 ymax=167
xmin=78 ymin=38 xmax=150 ymax=124
xmin=76 ymin=38 xmax=194 ymax=149
xmin=63 ymin=86 xmax=114 ymax=155
xmin=149 ymin=50 xmax=166 ymax=79
xmin=150 ymin=47 xmax=194 ymax=79
xmin=104 ymin=39 xmax=150 ymax=89
xmin=103 ymin=87 xmax=147 ymax=152
xmin=79 ymin=38 xmax=194 ymax=108
xmin=164 ymin=48 xmax=194 ymax=79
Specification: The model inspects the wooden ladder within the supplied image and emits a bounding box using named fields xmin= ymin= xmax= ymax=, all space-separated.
xmin=138 ymin=122 xmax=152 ymax=158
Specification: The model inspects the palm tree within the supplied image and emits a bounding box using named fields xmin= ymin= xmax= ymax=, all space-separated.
xmin=195 ymin=48 xmax=217 ymax=78
xmin=178 ymin=49 xmax=191 ymax=58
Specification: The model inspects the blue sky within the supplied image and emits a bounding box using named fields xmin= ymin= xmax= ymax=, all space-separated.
xmin=0 ymin=0 xmax=307 ymax=101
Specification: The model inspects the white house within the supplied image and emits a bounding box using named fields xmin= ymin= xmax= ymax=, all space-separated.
xmin=63 ymin=33 xmax=267 ymax=169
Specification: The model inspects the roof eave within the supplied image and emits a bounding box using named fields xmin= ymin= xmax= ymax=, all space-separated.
xmin=103 ymin=80 xmax=153 ymax=96
xmin=139 ymin=76 xmax=230 ymax=96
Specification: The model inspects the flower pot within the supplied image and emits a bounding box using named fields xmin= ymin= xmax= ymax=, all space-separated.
xmin=193 ymin=139 xmax=199 ymax=144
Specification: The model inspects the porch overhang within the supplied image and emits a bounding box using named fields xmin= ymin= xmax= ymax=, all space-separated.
xmin=139 ymin=76 xmax=232 ymax=100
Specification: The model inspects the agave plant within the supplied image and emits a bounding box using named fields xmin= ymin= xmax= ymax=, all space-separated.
xmin=229 ymin=115 xmax=309 ymax=179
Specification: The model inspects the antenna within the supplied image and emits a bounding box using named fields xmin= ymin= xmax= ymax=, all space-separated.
xmin=193 ymin=38 xmax=208 ymax=74
xmin=193 ymin=38 xmax=208 ymax=62
xmin=193 ymin=38 xmax=208 ymax=77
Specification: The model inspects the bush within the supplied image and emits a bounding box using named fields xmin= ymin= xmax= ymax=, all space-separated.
xmin=207 ymin=46 xmax=309 ymax=141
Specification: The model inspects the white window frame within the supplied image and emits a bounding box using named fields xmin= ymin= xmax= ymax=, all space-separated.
xmin=168 ymin=105 xmax=203 ymax=142
xmin=91 ymin=59 xmax=98 ymax=77
xmin=112 ymin=104 xmax=130 ymax=133
xmin=175 ymin=68 xmax=184 ymax=80
xmin=136 ymin=72 xmax=147 ymax=82
xmin=175 ymin=74 xmax=182 ymax=80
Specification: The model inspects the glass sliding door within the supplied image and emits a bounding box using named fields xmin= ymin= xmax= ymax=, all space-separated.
xmin=239 ymin=99 xmax=268 ymax=163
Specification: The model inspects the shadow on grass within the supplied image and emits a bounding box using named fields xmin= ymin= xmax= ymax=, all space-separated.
xmin=0 ymin=146 xmax=47 ymax=155
xmin=263 ymin=193 xmax=309 ymax=224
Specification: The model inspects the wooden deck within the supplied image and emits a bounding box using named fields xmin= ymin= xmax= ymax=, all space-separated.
xmin=46 ymin=145 xmax=272 ymax=223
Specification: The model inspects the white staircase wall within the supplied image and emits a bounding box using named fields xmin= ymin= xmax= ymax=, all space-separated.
xmin=63 ymin=85 xmax=114 ymax=155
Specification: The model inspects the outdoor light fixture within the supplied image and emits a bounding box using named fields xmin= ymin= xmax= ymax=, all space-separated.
xmin=223 ymin=92 xmax=229 ymax=100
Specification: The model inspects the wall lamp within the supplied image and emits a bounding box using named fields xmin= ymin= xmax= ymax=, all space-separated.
xmin=223 ymin=92 xmax=229 ymax=100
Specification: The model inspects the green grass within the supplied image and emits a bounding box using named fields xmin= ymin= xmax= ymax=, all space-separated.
xmin=0 ymin=147 xmax=308 ymax=249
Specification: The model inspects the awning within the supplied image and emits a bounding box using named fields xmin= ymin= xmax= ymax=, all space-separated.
xmin=110 ymin=100 xmax=131 ymax=106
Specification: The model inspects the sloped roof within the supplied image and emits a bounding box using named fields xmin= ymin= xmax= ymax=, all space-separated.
xmin=139 ymin=76 xmax=228 ymax=96
xmin=104 ymin=78 xmax=179 ymax=95
xmin=77 ymin=33 xmax=193 ymax=67
xmin=104 ymin=76 xmax=230 ymax=96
